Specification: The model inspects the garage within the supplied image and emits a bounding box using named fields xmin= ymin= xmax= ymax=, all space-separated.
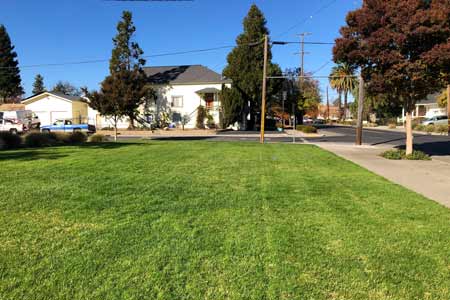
xmin=22 ymin=92 xmax=88 ymax=126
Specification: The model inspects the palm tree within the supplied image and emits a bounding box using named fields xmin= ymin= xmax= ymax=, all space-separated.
xmin=329 ymin=63 xmax=358 ymax=119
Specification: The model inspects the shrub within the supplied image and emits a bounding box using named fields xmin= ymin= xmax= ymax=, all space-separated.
xmin=381 ymin=149 xmax=404 ymax=160
xmin=24 ymin=132 xmax=59 ymax=147
xmin=381 ymin=149 xmax=430 ymax=161
xmin=425 ymin=124 xmax=435 ymax=133
xmin=68 ymin=132 xmax=87 ymax=144
xmin=435 ymin=125 xmax=448 ymax=134
xmin=405 ymin=151 xmax=431 ymax=161
xmin=196 ymin=106 xmax=206 ymax=129
xmin=0 ymin=132 xmax=22 ymax=149
xmin=414 ymin=124 xmax=426 ymax=131
xmin=88 ymin=134 xmax=108 ymax=143
xmin=296 ymin=125 xmax=317 ymax=133
xmin=388 ymin=123 xmax=396 ymax=129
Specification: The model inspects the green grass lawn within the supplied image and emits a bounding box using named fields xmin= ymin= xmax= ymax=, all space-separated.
xmin=1 ymin=141 xmax=450 ymax=300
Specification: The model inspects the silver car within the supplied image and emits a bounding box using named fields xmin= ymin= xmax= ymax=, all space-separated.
xmin=422 ymin=115 xmax=448 ymax=126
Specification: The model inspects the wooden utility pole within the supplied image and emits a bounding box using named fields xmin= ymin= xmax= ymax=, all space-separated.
xmin=260 ymin=34 xmax=269 ymax=144
xmin=294 ymin=33 xmax=311 ymax=126
xmin=447 ymin=84 xmax=450 ymax=135
xmin=356 ymin=75 xmax=364 ymax=145
xmin=326 ymin=86 xmax=330 ymax=121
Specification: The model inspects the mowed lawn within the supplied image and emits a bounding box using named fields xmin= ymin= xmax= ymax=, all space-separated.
xmin=1 ymin=141 xmax=450 ymax=300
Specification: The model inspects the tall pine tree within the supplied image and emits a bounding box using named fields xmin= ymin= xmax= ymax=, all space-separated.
xmin=32 ymin=74 xmax=45 ymax=94
xmin=109 ymin=11 xmax=147 ymax=128
xmin=0 ymin=25 xmax=23 ymax=103
xmin=223 ymin=5 xmax=281 ymax=130
xmin=85 ymin=11 xmax=150 ymax=139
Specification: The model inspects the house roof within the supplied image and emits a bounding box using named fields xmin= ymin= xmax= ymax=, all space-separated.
xmin=22 ymin=91 xmax=82 ymax=104
xmin=195 ymin=87 xmax=221 ymax=94
xmin=144 ymin=65 xmax=231 ymax=85
xmin=416 ymin=93 xmax=440 ymax=105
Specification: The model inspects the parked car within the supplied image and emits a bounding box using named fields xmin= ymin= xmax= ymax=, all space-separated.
xmin=0 ymin=117 xmax=26 ymax=134
xmin=0 ymin=110 xmax=40 ymax=129
xmin=422 ymin=115 xmax=448 ymax=126
xmin=41 ymin=119 xmax=96 ymax=134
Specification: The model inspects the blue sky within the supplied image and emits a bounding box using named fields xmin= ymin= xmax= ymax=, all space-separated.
xmin=1 ymin=0 xmax=362 ymax=100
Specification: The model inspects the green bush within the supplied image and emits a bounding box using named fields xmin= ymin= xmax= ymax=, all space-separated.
xmin=435 ymin=125 xmax=448 ymax=134
xmin=196 ymin=106 xmax=206 ymax=129
xmin=88 ymin=134 xmax=108 ymax=143
xmin=388 ymin=123 xmax=396 ymax=129
xmin=414 ymin=124 xmax=426 ymax=131
xmin=68 ymin=132 xmax=87 ymax=144
xmin=296 ymin=125 xmax=317 ymax=133
xmin=24 ymin=132 xmax=59 ymax=147
xmin=405 ymin=151 xmax=431 ymax=161
xmin=425 ymin=124 xmax=435 ymax=133
xmin=0 ymin=132 xmax=22 ymax=149
xmin=381 ymin=149 xmax=430 ymax=161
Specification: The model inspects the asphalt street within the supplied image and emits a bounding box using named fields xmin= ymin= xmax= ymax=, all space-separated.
xmin=147 ymin=126 xmax=450 ymax=157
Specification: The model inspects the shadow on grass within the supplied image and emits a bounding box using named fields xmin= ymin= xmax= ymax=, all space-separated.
xmin=0 ymin=151 xmax=68 ymax=162
xmin=150 ymin=136 xmax=214 ymax=141
xmin=0 ymin=142 xmax=145 ymax=162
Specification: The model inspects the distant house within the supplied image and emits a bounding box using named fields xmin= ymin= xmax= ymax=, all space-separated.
xmin=144 ymin=65 xmax=232 ymax=129
xmin=316 ymin=104 xmax=341 ymax=121
xmin=399 ymin=93 xmax=446 ymax=121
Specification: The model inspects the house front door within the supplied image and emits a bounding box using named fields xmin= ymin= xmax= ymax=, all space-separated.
xmin=205 ymin=93 xmax=214 ymax=110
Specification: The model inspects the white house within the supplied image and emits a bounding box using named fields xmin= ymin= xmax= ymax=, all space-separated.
xmin=21 ymin=65 xmax=231 ymax=129
xmin=399 ymin=93 xmax=446 ymax=122
xmin=143 ymin=65 xmax=232 ymax=129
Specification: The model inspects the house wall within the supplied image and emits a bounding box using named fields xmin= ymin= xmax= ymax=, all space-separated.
xmin=24 ymin=95 xmax=74 ymax=126
xmin=149 ymin=83 xmax=229 ymax=129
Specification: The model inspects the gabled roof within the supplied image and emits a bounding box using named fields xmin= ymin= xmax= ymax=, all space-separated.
xmin=22 ymin=91 xmax=82 ymax=104
xmin=416 ymin=93 xmax=440 ymax=105
xmin=144 ymin=65 xmax=231 ymax=85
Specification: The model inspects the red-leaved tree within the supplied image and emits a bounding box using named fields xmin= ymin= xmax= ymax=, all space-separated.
xmin=333 ymin=0 xmax=450 ymax=154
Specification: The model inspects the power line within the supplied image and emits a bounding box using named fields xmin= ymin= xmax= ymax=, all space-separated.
xmin=275 ymin=0 xmax=338 ymax=38
xmin=0 ymin=45 xmax=236 ymax=70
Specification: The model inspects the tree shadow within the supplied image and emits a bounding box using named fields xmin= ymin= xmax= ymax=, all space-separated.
xmin=0 ymin=151 xmax=68 ymax=162
xmin=396 ymin=139 xmax=450 ymax=156
xmin=0 ymin=142 xmax=146 ymax=162
xmin=77 ymin=142 xmax=145 ymax=149
xmin=150 ymin=136 xmax=214 ymax=141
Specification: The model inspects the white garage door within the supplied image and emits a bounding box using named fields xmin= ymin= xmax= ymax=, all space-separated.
xmin=50 ymin=111 xmax=70 ymax=123
xmin=34 ymin=111 xmax=51 ymax=126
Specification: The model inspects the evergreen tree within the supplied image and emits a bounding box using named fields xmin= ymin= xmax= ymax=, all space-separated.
xmin=223 ymin=5 xmax=282 ymax=130
xmin=109 ymin=11 xmax=147 ymax=128
xmin=52 ymin=81 xmax=81 ymax=96
xmin=0 ymin=25 xmax=24 ymax=103
xmin=32 ymin=74 xmax=45 ymax=94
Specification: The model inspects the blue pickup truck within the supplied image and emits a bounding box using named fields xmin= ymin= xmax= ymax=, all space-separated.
xmin=41 ymin=119 xmax=96 ymax=134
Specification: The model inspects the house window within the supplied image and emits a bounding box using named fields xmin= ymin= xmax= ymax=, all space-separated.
xmin=171 ymin=96 xmax=183 ymax=108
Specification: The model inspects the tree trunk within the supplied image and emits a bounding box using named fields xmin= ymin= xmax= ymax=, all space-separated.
xmin=355 ymin=76 xmax=364 ymax=145
xmin=128 ymin=115 xmax=135 ymax=129
xmin=344 ymin=91 xmax=348 ymax=120
xmin=405 ymin=111 xmax=414 ymax=155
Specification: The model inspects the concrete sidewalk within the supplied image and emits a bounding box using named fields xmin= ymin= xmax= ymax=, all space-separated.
xmin=314 ymin=143 xmax=450 ymax=208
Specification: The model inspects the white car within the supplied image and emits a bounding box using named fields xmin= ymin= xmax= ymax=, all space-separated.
xmin=422 ymin=115 xmax=448 ymax=126
xmin=0 ymin=118 xmax=26 ymax=134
